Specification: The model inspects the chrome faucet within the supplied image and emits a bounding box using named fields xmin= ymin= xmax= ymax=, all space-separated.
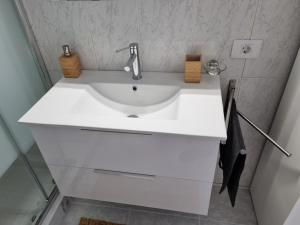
xmin=116 ymin=43 xmax=142 ymax=80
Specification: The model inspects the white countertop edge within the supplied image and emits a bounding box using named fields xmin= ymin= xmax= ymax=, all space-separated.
xmin=19 ymin=70 xmax=227 ymax=141
xmin=21 ymin=120 xmax=227 ymax=141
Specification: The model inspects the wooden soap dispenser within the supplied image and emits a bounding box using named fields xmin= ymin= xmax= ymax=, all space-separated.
xmin=59 ymin=45 xmax=81 ymax=78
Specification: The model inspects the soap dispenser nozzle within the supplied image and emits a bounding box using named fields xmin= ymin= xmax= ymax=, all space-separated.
xmin=62 ymin=45 xmax=72 ymax=57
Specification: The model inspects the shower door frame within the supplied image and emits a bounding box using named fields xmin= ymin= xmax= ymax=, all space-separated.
xmin=9 ymin=0 xmax=59 ymax=224
xmin=14 ymin=0 xmax=53 ymax=91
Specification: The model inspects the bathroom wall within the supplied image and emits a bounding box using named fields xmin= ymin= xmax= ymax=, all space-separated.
xmin=22 ymin=0 xmax=300 ymax=187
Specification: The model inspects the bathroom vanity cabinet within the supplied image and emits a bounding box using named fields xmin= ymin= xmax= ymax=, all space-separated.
xmin=20 ymin=71 xmax=226 ymax=215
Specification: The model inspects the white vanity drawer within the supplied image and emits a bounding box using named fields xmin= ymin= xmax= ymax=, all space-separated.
xmin=31 ymin=126 xmax=220 ymax=182
xmin=49 ymin=165 xmax=212 ymax=215
xmin=32 ymin=126 xmax=219 ymax=182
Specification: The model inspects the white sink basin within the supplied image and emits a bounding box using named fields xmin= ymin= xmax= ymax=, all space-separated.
xmin=19 ymin=71 xmax=227 ymax=139
xmin=78 ymin=83 xmax=180 ymax=119
xmin=90 ymin=83 xmax=180 ymax=106
xmin=81 ymin=83 xmax=180 ymax=120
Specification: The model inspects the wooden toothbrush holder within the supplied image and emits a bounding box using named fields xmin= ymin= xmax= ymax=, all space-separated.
xmin=184 ymin=55 xmax=202 ymax=83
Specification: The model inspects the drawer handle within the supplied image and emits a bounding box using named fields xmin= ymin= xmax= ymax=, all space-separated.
xmin=93 ymin=169 xmax=155 ymax=180
xmin=81 ymin=129 xmax=152 ymax=136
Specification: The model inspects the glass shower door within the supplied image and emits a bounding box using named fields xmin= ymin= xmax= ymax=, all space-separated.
xmin=0 ymin=0 xmax=55 ymax=224
xmin=0 ymin=117 xmax=50 ymax=225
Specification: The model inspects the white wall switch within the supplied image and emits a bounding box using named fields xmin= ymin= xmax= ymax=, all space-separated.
xmin=231 ymin=40 xmax=263 ymax=59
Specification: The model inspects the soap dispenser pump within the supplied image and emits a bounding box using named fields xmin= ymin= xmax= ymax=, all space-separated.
xmin=59 ymin=45 xmax=81 ymax=78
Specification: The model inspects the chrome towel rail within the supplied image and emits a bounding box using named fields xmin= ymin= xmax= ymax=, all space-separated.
xmin=225 ymin=79 xmax=292 ymax=157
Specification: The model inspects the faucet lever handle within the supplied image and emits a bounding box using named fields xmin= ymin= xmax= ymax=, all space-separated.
xmin=116 ymin=46 xmax=130 ymax=53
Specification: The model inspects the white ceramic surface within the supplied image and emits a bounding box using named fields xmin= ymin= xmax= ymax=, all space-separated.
xmin=90 ymin=82 xmax=180 ymax=106
xmin=19 ymin=71 xmax=226 ymax=139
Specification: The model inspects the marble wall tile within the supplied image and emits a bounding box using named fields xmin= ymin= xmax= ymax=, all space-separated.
xmin=237 ymin=77 xmax=286 ymax=131
xmin=71 ymin=1 xmax=111 ymax=70
xmin=23 ymin=0 xmax=256 ymax=80
xmin=244 ymin=0 xmax=300 ymax=79
xmin=23 ymin=0 xmax=139 ymax=81
xmin=139 ymin=40 xmax=202 ymax=72
xmin=101 ymin=0 xmax=139 ymax=71
xmin=138 ymin=0 xmax=256 ymax=42
xmin=138 ymin=0 xmax=257 ymax=76
xmin=235 ymin=77 xmax=286 ymax=186
xmin=138 ymin=0 xmax=199 ymax=42
xmin=23 ymin=0 xmax=77 ymax=70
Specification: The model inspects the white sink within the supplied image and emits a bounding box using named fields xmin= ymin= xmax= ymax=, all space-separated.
xmin=80 ymin=83 xmax=180 ymax=120
xmin=19 ymin=71 xmax=227 ymax=139
xmin=90 ymin=83 xmax=180 ymax=106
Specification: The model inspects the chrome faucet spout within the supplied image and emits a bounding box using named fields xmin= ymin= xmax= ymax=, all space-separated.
xmin=116 ymin=43 xmax=142 ymax=80
xmin=124 ymin=54 xmax=137 ymax=72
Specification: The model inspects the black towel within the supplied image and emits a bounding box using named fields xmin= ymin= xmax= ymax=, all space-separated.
xmin=219 ymin=98 xmax=246 ymax=207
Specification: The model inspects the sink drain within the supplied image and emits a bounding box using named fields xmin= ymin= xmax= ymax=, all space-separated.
xmin=128 ymin=114 xmax=139 ymax=118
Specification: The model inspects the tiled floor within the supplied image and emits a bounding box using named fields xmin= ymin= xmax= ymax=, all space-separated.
xmin=60 ymin=186 xmax=257 ymax=225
